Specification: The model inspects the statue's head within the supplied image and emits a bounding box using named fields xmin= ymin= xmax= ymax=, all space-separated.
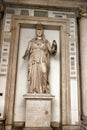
xmin=36 ymin=23 xmax=43 ymax=37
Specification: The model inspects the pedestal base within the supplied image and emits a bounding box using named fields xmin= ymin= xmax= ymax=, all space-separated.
xmin=23 ymin=127 xmax=52 ymax=130
xmin=23 ymin=94 xmax=54 ymax=128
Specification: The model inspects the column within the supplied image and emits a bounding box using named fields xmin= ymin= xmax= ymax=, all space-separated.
xmin=79 ymin=6 xmax=87 ymax=130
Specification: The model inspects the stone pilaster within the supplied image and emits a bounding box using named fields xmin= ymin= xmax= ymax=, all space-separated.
xmin=0 ymin=4 xmax=4 ymax=20
xmin=79 ymin=6 xmax=87 ymax=130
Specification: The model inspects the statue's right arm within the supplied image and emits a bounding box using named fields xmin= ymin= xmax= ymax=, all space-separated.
xmin=23 ymin=49 xmax=29 ymax=59
xmin=23 ymin=41 xmax=31 ymax=60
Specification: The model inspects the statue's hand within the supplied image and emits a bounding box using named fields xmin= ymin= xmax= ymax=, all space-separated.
xmin=22 ymin=55 xmax=26 ymax=60
xmin=51 ymin=40 xmax=57 ymax=55
xmin=22 ymin=50 xmax=29 ymax=59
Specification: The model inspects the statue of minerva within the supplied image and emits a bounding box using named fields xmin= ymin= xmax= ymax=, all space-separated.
xmin=23 ymin=23 xmax=57 ymax=94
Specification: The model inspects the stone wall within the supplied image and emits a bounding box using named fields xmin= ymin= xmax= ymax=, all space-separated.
xmin=0 ymin=6 xmax=80 ymax=130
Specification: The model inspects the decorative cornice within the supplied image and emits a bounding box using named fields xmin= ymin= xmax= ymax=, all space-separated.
xmin=3 ymin=0 xmax=87 ymax=9
xmin=79 ymin=5 xmax=87 ymax=18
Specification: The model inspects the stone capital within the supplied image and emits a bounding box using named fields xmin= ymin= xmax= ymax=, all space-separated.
xmin=79 ymin=5 xmax=87 ymax=18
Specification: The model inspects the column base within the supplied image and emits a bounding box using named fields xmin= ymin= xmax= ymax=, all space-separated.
xmin=81 ymin=116 xmax=87 ymax=130
xmin=5 ymin=125 xmax=12 ymax=130
xmin=23 ymin=127 xmax=52 ymax=130
xmin=62 ymin=125 xmax=81 ymax=130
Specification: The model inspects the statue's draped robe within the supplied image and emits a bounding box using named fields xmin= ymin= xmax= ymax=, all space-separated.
xmin=26 ymin=38 xmax=51 ymax=93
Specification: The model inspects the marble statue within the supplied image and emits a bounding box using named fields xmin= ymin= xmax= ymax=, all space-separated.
xmin=23 ymin=23 xmax=57 ymax=94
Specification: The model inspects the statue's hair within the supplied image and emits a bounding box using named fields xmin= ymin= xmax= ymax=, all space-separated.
xmin=36 ymin=22 xmax=43 ymax=30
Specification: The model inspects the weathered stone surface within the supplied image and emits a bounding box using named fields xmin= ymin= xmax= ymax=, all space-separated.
xmin=23 ymin=94 xmax=54 ymax=127
xmin=3 ymin=0 xmax=87 ymax=8
xmin=80 ymin=11 xmax=87 ymax=116
xmin=23 ymin=127 xmax=52 ymax=130
xmin=79 ymin=8 xmax=87 ymax=130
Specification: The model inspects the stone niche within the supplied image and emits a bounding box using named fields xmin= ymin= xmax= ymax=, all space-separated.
xmin=14 ymin=27 xmax=60 ymax=124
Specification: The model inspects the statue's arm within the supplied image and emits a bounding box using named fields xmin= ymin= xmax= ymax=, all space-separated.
xmin=23 ymin=41 xmax=31 ymax=59
xmin=46 ymin=40 xmax=51 ymax=53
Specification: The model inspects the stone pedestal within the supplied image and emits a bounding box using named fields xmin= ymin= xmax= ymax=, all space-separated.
xmin=23 ymin=94 xmax=54 ymax=130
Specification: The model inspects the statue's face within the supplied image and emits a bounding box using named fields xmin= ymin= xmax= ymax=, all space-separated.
xmin=36 ymin=29 xmax=43 ymax=37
